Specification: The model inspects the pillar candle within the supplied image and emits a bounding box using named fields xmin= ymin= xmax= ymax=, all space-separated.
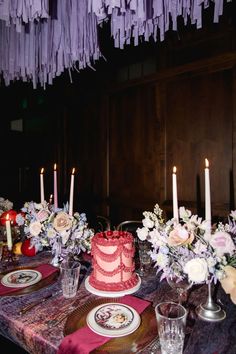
xmin=5 ymin=214 xmax=12 ymax=250
xmin=69 ymin=168 xmax=75 ymax=216
xmin=53 ymin=163 xmax=58 ymax=209
xmin=172 ymin=166 xmax=179 ymax=224
xmin=205 ymin=158 xmax=211 ymax=228
xmin=40 ymin=168 xmax=45 ymax=203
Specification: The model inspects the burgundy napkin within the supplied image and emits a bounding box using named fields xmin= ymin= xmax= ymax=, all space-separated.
xmin=0 ymin=264 xmax=59 ymax=296
xmin=57 ymin=295 xmax=151 ymax=354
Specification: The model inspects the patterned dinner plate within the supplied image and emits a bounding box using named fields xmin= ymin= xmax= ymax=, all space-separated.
xmin=64 ymin=297 xmax=158 ymax=354
xmin=1 ymin=269 xmax=42 ymax=288
xmin=86 ymin=303 xmax=140 ymax=337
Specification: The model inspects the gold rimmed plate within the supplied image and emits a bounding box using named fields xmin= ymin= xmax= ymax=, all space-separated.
xmin=1 ymin=269 xmax=42 ymax=288
xmin=64 ymin=297 xmax=158 ymax=354
xmin=0 ymin=265 xmax=60 ymax=296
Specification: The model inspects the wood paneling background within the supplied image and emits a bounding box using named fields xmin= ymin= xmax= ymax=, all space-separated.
xmin=0 ymin=3 xmax=235 ymax=228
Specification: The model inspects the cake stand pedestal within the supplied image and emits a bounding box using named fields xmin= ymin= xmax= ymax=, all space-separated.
xmin=84 ymin=274 xmax=141 ymax=297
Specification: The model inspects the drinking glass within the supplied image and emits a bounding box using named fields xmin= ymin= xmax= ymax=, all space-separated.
xmin=155 ymin=301 xmax=187 ymax=354
xmin=167 ymin=274 xmax=192 ymax=305
xmin=60 ymin=259 xmax=81 ymax=298
xmin=137 ymin=239 xmax=151 ymax=276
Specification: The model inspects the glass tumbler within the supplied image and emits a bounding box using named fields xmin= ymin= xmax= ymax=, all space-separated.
xmin=60 ymin=259 xmax=81 ymax=299
xmin=155 ymin=301 xmax=187 ymax=354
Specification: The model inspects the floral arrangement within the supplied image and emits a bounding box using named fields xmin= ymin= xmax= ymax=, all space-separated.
xmin=137 ymin=204 xmax=236 ymax=302
xmin=16 ymin=201 xmax=94 ymax=264
xmin=0 ymin=197 xmax=13 ymax=216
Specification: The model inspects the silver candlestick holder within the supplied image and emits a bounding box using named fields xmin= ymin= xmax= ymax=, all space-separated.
xmin=196 ymin=282 xmax=226 ymax=322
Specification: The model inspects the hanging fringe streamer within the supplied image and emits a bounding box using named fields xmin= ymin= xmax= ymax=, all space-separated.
xmin=89 ymin=0 xmax=229 ymax=47
xmin=0 ymin=0 xmax=50 ymax=32
xmin=0 ymin=0 xmax=102 ymax=88
xmin=0 ymin=0 xmax=230 ymax=88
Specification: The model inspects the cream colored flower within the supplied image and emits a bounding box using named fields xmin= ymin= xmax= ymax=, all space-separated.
xmin=142 ymin=217 xmax=154 ymax=229
xmin=168 ymin=225 xmax=194 ymax=246
xmin=29 ymin=221 xmax=42 ymax=236
xmin=184 ymin=258 xmax=209 ymax=283
xmin=137 ymin=227 xmax=149 ymax=241
xmin=220 ymin=265 xmax=236 ymax=304
xmin=53 ymin=212 xmax=72 ymax=232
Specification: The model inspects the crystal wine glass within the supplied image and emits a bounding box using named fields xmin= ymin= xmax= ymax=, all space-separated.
xmin=167 ymin=263 xmax=193 ymax=305
xmin=167 ymin=274 xmax=193 ymax=305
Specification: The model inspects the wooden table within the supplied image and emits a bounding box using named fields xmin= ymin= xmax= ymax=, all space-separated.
xmin=0 ymin=251 xmax=236 ymax=354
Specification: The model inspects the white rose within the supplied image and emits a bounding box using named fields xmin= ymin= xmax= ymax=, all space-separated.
xmin=184 ymin=258 xmax=209 ymax=283
xmin=29 ymin=221 xmax=42 ymax=236
xmin=149 ymin=228 xmax=164 ymax=246
xmin=137 ymin=227 xmax=149 ymax=241
xmin=142 ymin=217 xmax=154 ymax=229
xmin=179 ymin=206 xmax=191 ymax=220
xmin=230 ymin=210 xmax=236 ymax=220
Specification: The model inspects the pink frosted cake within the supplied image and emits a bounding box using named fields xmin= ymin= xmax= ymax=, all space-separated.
xmin=89 ymin=230 xmax=139 ymax=291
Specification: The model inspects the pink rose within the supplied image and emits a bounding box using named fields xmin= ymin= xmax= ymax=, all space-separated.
xmin=168 ymin=225 xmax=194 ymax=246
xmin=210 ymin=231 xmax=235 ymax=257
xmin=36 ymin=209 xmax=49 ymax=222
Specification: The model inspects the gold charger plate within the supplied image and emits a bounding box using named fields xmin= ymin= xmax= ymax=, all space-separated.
xmin=0 ymin=264 xmax=60 ymax=296
xmin=64 ymin=297 xmax=158 ymax=354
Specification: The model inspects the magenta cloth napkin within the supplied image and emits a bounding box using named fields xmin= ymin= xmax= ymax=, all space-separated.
xmin=0 ymin=264 xmax=59 ymax=296
xmin=57 ymin=294 xmax=151 ymax=354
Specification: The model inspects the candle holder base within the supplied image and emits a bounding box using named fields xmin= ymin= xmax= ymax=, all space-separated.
xmin=1 ymin=245 xmax=19 ymax=267
xmin=196 ymin=302 xmax=226 ymax=322
xmin=196 ymin=281 xmax=226 ymax=322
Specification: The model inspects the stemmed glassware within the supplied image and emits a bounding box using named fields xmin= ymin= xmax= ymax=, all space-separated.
xmin=167 ymin=273 xmax=193 ymax=305
xmin=166 ymin=263 xmax=193 ymax=305
xmin=137 ymin=239 xmax=152 ymax=277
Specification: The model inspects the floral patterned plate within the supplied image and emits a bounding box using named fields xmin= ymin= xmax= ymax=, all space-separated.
xmin=1 ymin=269 xmax=42 ymax=288
xmin=86 ymin=303 xmax=140 ymax=337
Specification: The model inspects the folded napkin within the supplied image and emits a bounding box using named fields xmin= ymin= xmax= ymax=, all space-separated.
xmin=57 ymin=295 xmax=151 ymax=354
xmin=0 ymin=264 xmax=59 ymax=296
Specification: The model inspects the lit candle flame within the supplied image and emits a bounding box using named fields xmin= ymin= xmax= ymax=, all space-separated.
xmin=72 ymin=168 xmax=75 ymax=175
xmin=205 ymin=158 xmax=209 ymax=168
xmin=173 ymin=166 xmax=177 ymax=174
xmin=54 ymin=163 xmax=57 ymax=171
xmin=40 ymin=168 xmax=44 ymax=174
xmin=6 ymin=213 xmax=9 ymax=221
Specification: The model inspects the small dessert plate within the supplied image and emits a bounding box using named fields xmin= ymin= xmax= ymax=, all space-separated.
xmin=86 ymin=303 xmax=141 ymax=337
xmin=1 ymin=269 xmax=42 ymax=288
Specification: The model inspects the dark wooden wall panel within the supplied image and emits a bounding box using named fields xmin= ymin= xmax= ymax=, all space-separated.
xmin=109 ymin=85 xmax=160 ymax=223
xmin=163 ymin=69 xmax=233 ymax=217
xmin=105 ymin=60 xmax=236 ymax=224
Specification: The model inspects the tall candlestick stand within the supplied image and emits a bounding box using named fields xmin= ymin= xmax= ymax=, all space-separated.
xmin=196 ymin=282 xmax=226 ymax=322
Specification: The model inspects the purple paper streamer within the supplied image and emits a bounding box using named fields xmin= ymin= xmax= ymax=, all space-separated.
xmin=0 ymin=0 xmax=231 ymax=88
xmin=0 ymin=0 xmax=102 ymax=88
